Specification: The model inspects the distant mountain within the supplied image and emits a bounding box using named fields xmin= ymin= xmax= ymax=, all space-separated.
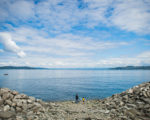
xmin=0 ymin=66 xmax=47 ymax=69
xmin=0 ymin=66 xmax=108 ymax=70
xmin=1 ymin=66 xmax=150 ymax=70
xmin=110 ymin=66 xmax=150 ymax=70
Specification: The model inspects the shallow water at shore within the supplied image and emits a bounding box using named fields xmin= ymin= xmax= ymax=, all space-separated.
xmin=0 ymin=69 xmax=150 ymax=101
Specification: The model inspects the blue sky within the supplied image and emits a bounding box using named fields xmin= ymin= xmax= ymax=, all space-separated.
xmin=0 ymin=0 xmax=150 ymax=68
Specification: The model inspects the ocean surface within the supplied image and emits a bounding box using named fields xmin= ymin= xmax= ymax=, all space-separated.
xmin=0 ymin=70 xmax=150 ymax=101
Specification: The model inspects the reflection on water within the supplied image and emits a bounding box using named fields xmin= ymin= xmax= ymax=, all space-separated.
xmin=0 ymin=70 xmax=150 ymax=101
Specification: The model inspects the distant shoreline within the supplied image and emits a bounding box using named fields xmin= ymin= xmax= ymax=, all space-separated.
xmin=0 ymin=66 xmax=150 ymax=70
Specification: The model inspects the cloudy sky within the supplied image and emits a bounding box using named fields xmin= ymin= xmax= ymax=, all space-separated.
xmin=0 ymin=0 xmax=150 ymax=68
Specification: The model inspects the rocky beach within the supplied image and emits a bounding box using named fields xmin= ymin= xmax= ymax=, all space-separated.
xmin=0 ymin=81 xmax=150 ymax=120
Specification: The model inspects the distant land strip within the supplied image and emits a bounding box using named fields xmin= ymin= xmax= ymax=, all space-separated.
xmin=0 ymin=66 xmax=150 ymax=70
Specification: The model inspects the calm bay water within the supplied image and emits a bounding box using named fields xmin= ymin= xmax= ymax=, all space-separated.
xmin=0 ymin=70 xmax=150 ymax=101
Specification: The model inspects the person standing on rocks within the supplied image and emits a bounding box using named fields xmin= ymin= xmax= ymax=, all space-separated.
xmin=75 ymin=94 xmax=79 ymax=103
xmin=82 ymin=97 xmax=85 ymax=103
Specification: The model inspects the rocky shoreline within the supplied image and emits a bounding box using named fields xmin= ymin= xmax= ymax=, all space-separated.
xmin=0 ymin=81 xmax=150 ymax=120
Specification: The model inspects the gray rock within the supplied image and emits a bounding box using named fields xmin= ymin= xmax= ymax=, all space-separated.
xmin=10 ymin=107 xmax=15 ymax=112
xmin=0 ymin=88 xmax=10 ymax=94
xmin=12 ymin=90 xmax=19 ymax=95
xmin=128 ymin=88 xmax=133 ymax=94
xmin=0 ymin=111 xmax=15 ymax=119
xmin=2 ymin=92 xmax=11 ymax=100
xmin=0 ymin=97 xmax=4 ymax=106
xmin=11 ymin=102 xmax=17 ymax=107
xmin=141 ymin=98 xmax=150 ymax=104
xmin=17 ymin=101 xmax=23 ymax=107
xmin=16 ymin=107 xmax=22 ymax=112
xmin=26 ymin=115 xmax=34 ymax=120
xmin=5 ymin=100 xmax=12 ymax=106
xmin=4 ymin=105 xmax=10 ymax=111
xmin=14 ymin=94 xmax=28 ymax=99
xmin=22 ymin=103 xmax=28 ymax=110
xmin=127 ymin=104 xmax=136 ymax=108
xmin=29 ymin=96 xmax=35 ymax=102
xmin=16 ymin=116 xmax=24 ymax=120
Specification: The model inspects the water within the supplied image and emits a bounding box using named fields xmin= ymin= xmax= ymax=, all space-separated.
xmin=0 ymin=70 xmax=150 ymax=101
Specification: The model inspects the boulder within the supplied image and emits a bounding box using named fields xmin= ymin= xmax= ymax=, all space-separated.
xmin=5 ymin=100 xmax=12 ymax=106
xmin=4 ymin=105 xmax=10 ymax=111
xmin=0 ymin=111 xmax=15 ymax=119
xmin=0 ymin=96 xmax=4 ymax=106
xmin=0 ymin=88 xmax=10 ymax=94
xmin=14 ymin=94 xmax=28 ymax=99
xmin=2 ymin=92 xmax=11 ymax=100
xmin=29 ymin=96 xmax=35 ymax=102
xmin=12 ymin=90 xmax=19 ymax=95
xmin=16 ymin=107 xmax=22 ymax=112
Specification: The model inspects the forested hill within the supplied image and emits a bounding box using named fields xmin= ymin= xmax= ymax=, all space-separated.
xmin=0 ymin=66 xmax=46 ymax=69
xmin=111 ymin=66 xmax=150 ymax=70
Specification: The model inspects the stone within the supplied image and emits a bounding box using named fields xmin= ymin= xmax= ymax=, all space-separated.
xmin=104 ymin=110 xmax=110 ymax=114
xmin=11 ymin=102 xmax=17 ymax=107
xmin=10 ymin=107 xmax=15 ymax=112
xmin=16 ymin=107 xmax=22 ymax=112
xmin=27 ymin=99 xmax=33 ymax=103
xmin=12 ymin=90 xmax=19 ymax=95
xmin=128 ymin=89 xmax=133 ymax=94
xmin=28 ymin=103 xmax=34 ymax=109
xmin=22 ymin=103 xmax=28 ymax=110
xmin=5 ymin=100 xmax=12 ymax=106
xmin=9 ymin=93 xmax=14 ymax=100
xmin=34 ymin=102 xmax=42 ymax=108
xmin=17 ymin=101 xmax=23 ymax=107
xmin=2 ymin=92 xmax=10 ymax=100
xmin=143 ymin=91 xmax=148 ymax=97
xmin=16 ymin=116 xmax=24 ymax=120
xmin=29 ymin=96 xmax=35 ymax=102
xmin=0 ymin=97 xmax=4 ymax=106
xmin=127 ymin=104 xmax=136 ymax=108
xmin=14 ymin=94 xmax=28 ymax=99
xmin=0 ymin=88 xmax=10 ymax=94
xmin=27 ymin=111 xmax=34 ymax=116
xmin=4 ymin=105 xmax=10 ymax=111
xmin=141 ymin=98 xmax=150 ymax=104
xmin=0 ymin=111 xmax=15 ymax=119
xmin=127 ymin=109 xmax=141 ymax=116
xmin=27 ymin=115 xmax=34 ymax=120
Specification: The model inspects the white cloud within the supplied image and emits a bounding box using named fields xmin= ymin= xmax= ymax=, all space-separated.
xmin=0 ymin=0 xmax=34 ymax=22
xmin=0 ymin=0 xmax=150 ymax=67
xmin=96 ymin=51 xmax=150 ymax=67
xmin=109 ymin=0 xmax=150 ymax=34
xmin=0 ymin=0 xmax=150 ymax=34
xmin=137 ymin=51 xmax=150 ymax=58
xmin=0 ymin=32 xmax=26 ymax=57
xmin=7 ymin=27 xmax=128 ymax=57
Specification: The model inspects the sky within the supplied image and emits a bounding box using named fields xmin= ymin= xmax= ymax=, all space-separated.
xmin=0 ymin=0 xmax=150 ymax=68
